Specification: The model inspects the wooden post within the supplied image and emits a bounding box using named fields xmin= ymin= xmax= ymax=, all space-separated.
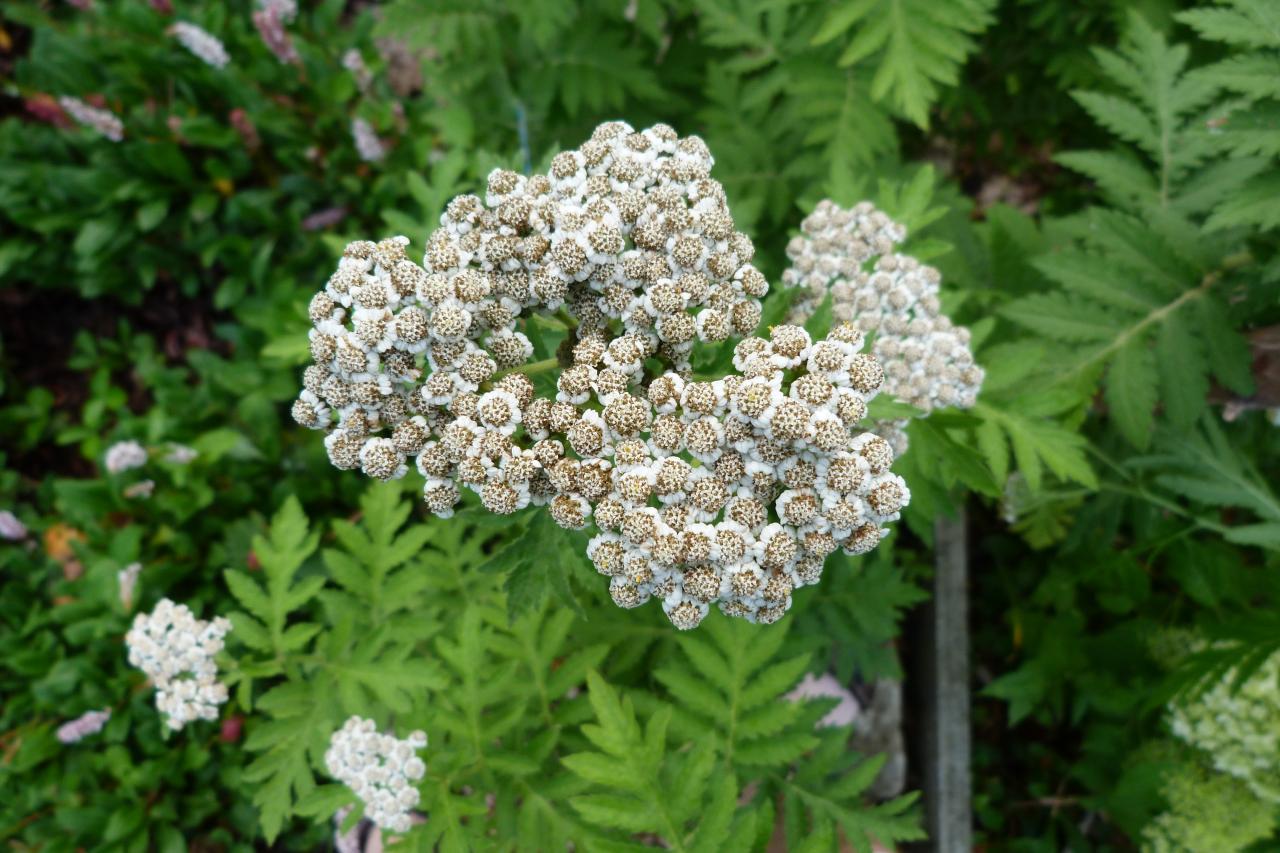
xmin=921 ymin=508 xmax=971 ymax=851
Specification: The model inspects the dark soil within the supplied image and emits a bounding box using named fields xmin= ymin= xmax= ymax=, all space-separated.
xmin=0 ymin=281 xmax=230 ymax=481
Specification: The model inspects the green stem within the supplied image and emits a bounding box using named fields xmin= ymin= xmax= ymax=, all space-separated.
xmin=554 ymin=308 xmax=580 ymax=330
xmin=1060 ymin=250 xmax=1254 ymax=385
xmin=493 ymin=357 xmax=560 ymax=380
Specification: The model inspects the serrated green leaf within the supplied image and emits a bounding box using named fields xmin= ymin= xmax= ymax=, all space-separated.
xmin=1106 ymin=335 xmax=1159 ymax=449
xmin=1002 ymin=292 xmax=1119 ymax=342
xmin=1156 ymin=311 xmax=1209 ymax=428
xmin=813 ymin=0 xmax=997 ymax=126
xmin=229 ymin=611 xmax=273 ymax=653
xmin=225 ymin=571 xmax=271 ymax=623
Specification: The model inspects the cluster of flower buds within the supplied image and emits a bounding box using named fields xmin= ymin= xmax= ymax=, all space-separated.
xmin=294 ymin=122 xmax=909 ymax=629
xmin=169 ymin=22 xmax=230 ymax=69
xmin=105 ymin=440 xmax=148 ymax=474
xmin=58 ymin=96 xmax=124 ymax=142
xmin=0 ymin=509 xmax=27 ymax=541
xmin=118 ymin=562 xmax=142 ymax=610
xmin=782 ymin=200 xmax=984 ymax=454
xmin=125 ymin=599 xmax=231 ymax=730
xmin=1169 ymin=647 xmax=1280 ymax=804
xmin=580 ymin=323 xmax=908 ymax=629
xmin=56 ymin=708 xmax=112 ymax=744
xmin=252 ymin=1 xmax=298 ymax=65
xmin=1142 ymin=752 xmax=1274 ymax=852
xmin=258 ymin=0 xmax=297 ymax=19
xmin=343 ymin=49 xmax=373 ymax=92
xmin=351 ymin=118 xmax=386 ymax=163
xmin=325 ymin=717 xmax=428 ymax=833
xmin=164 ymin=443 xmax=199 ymax=464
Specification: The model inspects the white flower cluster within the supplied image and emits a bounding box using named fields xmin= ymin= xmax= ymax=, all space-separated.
xmin=582 ymin=324 xmax=908 ymax=629
xmin=105 ymin=440 xmax=148 ymax=474
xmin=343 ymin=49 xmax=373 ymax=92
xmin=164 ymin=443 xmax=199 ymax=465
xmin=57 ymin=708 xmax=112 ymax=744
xmin=118 ymin=561 xmax=142 ymax=610
xmin=58 ymin=96 xmax=124 ymax=142
xmin=294 ymin=122 xmax=908 ymax=629
xmin=325 ymin=717 xmax=427 ymax=833
xmin=351 ymin=118 xmax=385 ymax=163
xmin=123 ymin=480 xmax=155 ymax=500
xmin=1169 ymin=647 xmax=1280 ymax=804
xmin=125 ymin=598 xmax=231 ymax=730
xmin=0 ymin=510 xmax=27 ymax=541
xmin=782 ymin=200 xmax=984 ymax=454
xmin=169 ymin=22 xmax=230 ymax=69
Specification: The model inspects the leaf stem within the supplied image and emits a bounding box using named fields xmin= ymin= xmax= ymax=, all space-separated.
xmin=1063 ymin=249 xmax=1254 ymax=383
xmin=494 ymin=357 xmax=560 ymax=380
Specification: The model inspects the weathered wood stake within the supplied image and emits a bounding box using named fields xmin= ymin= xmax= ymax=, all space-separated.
xmin=921 ymin=508 xmax=971 ymax=851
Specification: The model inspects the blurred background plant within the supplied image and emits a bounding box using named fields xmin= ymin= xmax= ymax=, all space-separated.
xmin=0 ymin=0 xmax=1277 ymax=849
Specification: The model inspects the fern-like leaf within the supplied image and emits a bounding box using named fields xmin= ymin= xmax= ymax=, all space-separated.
xmin=811 ymin=0 xmax=998 ymax=126
xmin=1178 ymin=0 xmax=1280 ymax=52
xmin=1062 ymin=13 xmax=1229 ymax=215
xmin=1002 ymin=208 xmax=1253 ymax=449
xmin=656 ymin=612 xmax=816 ymax=768
xmin=1130 ymin=418 xmax=1280 ymax=545
xmin=562 ymin=670 xmax=755 ymax=850
xmin=780 ymin=731 xmax=926 ymax=852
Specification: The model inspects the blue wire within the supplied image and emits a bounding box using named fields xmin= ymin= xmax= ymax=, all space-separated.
xmin=514 ymin=101 xmax=532 ymax=176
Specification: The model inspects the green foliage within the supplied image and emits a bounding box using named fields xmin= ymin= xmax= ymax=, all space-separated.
xmin=41 ymin=480 xmax=903 ymax=850
xmin=1142 ymin=748 xmax=1276 ymax=852
xmin=1001 ymin=12 xmax=1268 ymax=450
xmin=657 ymin=614 xmax=818 ymax=766
xmin=780 ymin=732 xmax=925 ymax=853
xmin=477 ymin=506 xmax=590 ymax=622
xmin=648 ymin=612 xmax=925 ymax=850
xmin=811 ymin=0 xmax=999 ymax=126
xmin=3 ymin=0 xmax=1280 ymax=849
xmin=563 ymin=670 xmax=756 ymax=851
xmin=233 ymin=487 xmax=448 ymax=842
xmin=1178 ymin=0 xmax=1280 ymax=232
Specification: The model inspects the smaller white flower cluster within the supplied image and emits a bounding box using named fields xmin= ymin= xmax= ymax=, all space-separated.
xmin=325 ymin=717 xmax=428 ymax=834
xmin=123 ymin=480 xmax=155 ymax=500
xmin=164 ymin=443 xmax=199 ymax=465
xmin=169 ymin=22 xmax=230 ymax=69
xmin=0 ymin=510 xmax=27 ymax=541
xmin=126 ymin=599 xmax=231 ymax=730
xmin=56 ymin=708 xmax=112 ymax=744
xmin=782 ymin=200 xmax=984 ymax=454
xmin=351 ymin=118 xmax=386 ymax=163
xmin=58 ymin=96 xmax=124 ymax=142
xmin=1169 ymin=647 xmax=1280 ymax=804
xmin=343 ymin=49 xmax=373 ymax=91
xmin=118 ymin=562 xmax=142 ymax=610
xmin=105 ymin=440 xmax=148 ymax=474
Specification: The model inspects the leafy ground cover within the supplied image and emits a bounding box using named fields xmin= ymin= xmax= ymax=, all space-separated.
xmin=1 ymin=0 xmax=1278 ymax=849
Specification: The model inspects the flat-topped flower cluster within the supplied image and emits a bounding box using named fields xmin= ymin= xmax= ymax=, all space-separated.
xmin=782 ymin=200 xmax=984 ymax=453
xmin=325 ymin=717 xmax=428 ymax=833
xmin=125 ymin=598 xmax=232 ymax=730
xmin=292 ymin=121 xmax=911 ymax=629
